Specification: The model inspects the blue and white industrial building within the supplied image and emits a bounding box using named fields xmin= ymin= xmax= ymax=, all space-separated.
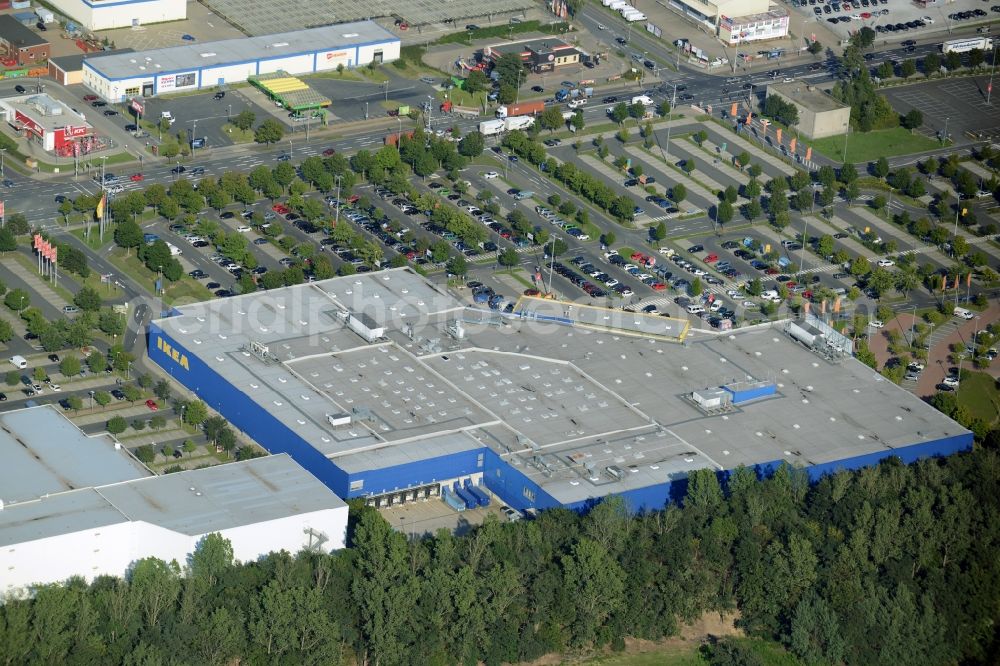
xmin=148 ymin=269 xmax=973 ymax=515
xmin=82 ymin=21 xmax=400 ymax=101
xmin=47 ymin=0 xmax=186 ymax=30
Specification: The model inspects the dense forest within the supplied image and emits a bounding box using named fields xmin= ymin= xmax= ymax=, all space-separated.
xmin=1 ymin=446 xmax=998 ymax=666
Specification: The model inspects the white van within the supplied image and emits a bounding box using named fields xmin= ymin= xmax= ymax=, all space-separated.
xmin=166 ymin=242 xmax=182 ymax=256
xmin=953 ymin=307 xmax=975 ymax=320
xmin=686 ymin=304 xmax=706 ymax=315
xmin=9 ymin=355 xmax=27 ymax=369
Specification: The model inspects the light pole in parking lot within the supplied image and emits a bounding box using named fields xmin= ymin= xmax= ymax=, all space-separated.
xmin=987 ymin=45 xmax=998 ymax=105
xmin=0 ymin=148 xmax=6 ymax=176
xmin=365 ymin=101 xmax=369 ymax=120
xmin=288 ymin=139 xmax=293 ymax=161
xmin=662 ymin=83 xmax=678 ymax=163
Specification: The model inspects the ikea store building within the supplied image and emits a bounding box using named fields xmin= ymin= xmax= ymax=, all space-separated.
xmin=148 ymin=270 xmax=972 ymax=513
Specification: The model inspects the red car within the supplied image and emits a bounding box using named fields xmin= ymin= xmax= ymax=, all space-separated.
xmin=130 ymin=173 xmax=144 ymax=182
xmin=764 ymin=267 xmax=779 ymax=275
xmin=705 ymin=254 xmax=718 ymax=263
xmin=651 ymin=282 xmax=666 ymax=291
xmin=145 ymin=399 xmax=158 ymax=411
xmin=523 ymin=288 xmax=540 ymax=296
xmin=272 ymin=203 xmax=290 ymax=214
xmin=322 ymin=147 xmax=336 ymax=156
xmin=83 ymin=94 xmax=98 ymax=102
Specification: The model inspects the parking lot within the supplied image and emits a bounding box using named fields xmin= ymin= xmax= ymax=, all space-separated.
xmin=883 ymin=75 xmax=1000 ymax=142
xmin=789 ymin=0 xmax=997 ymax=43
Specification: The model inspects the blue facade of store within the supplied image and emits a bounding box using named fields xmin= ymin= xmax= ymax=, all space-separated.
xmin=148 ymin=324 xmax=974 ymax=513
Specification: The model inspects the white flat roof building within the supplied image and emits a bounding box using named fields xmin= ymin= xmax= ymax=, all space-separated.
xmin=82 ymin=21 xmax=400 ymax=102
xmin=46 ymin=0 xmax=187 ymax=30
xmin=0 ymin=405 xmax=348 ymax=595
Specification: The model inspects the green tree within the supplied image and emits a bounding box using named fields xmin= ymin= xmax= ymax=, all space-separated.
xmin=902 ymin=109 xmax=924 ymax=131
xmin=93 ymin=390 xmax=111 ymax=408
xmin=73 ymin=286 xmax=101 ymax=312
xmin=59 ymin=355 xmax=81 ymax=377
xmin=254 ymin=119 xmax=285 ymax=144
xmin=498 ymin=247 xmax=518 ymax=267
xmin=561 ymin=538 xmax=626 ymax=646
xmin=106 ymin=415 xmax=127 ymax=435
xmin=672 ymin=183 xmax=687 ymax=203
xmin=457 ymin=131 xmax=484 ymax=157
xmin=5 ymin=288 xmax=29 ymax=312
xmin=233 ymin=110 xmax=256 ymax=131
xmin=87 ymin=351 xmax=106 ymax=374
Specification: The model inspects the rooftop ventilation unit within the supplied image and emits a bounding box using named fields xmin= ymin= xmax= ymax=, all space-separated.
xmin=605 ymin=465 xmax=625 ymax=481
xmin=200 ymin=52 xmax=217 ymax=57
xmin=326 ymin=413 xmax=352 ymax=427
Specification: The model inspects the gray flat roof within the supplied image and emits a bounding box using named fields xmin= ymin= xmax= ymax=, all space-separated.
xmin=199 ymin=0 xmax=534 ymax=34
xmin=0 ymin=455 xmax=345 ymax=547
xmin=768 ymin=82 xmax=847 ymax=113
xmin=83 ymin=21 xmax=399 ymax=81
xmin=0 ymin=404 xmax=346 ymax=547
xmin=0 ymin=405 xmax=148 ymax=503
xmin=0 ymin=15 xmax=48 ymax=49
xmin=156 ymin=271 xmax=968 ymax=505
xmin=50 ymin=48 xmax=134 ymax=74
xmin=98 ymin=454 xmax=346 ymax=536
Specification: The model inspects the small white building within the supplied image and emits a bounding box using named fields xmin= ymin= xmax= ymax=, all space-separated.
xmin=0 ymin=405 xmax=349 ymax=595
xmin=82 ymin=21 xmax=400 ymax=102
xmin=46 ymin=0 xmax=186 ymax=30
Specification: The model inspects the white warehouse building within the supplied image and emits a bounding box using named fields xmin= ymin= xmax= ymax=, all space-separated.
xmin=46 ymin=0 xmax=186 ymax=30
xmin=0 ymin=405 xmax=348 ymax=595
xmin=82 ymin=21 xmax=400 ymax=102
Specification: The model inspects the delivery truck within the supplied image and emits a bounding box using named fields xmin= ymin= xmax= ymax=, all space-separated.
xmin=942 ymin=37 xmax=993 ymax=53
xmin=496 ymin=100 xmax=545 ymax=119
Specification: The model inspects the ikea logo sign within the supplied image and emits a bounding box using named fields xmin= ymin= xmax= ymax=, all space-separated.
xmin=156 ymin=337 xmax=189 ymax=371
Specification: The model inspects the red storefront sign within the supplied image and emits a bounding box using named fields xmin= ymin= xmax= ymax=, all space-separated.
xmin=14 ymin=110 xmax=42 ymax=136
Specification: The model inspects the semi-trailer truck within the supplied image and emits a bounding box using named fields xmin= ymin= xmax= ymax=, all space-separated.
xmin=942 ymin=37 xmax=993 ymax=53
xmin=496 ymin=100 xmax=545 ymax=119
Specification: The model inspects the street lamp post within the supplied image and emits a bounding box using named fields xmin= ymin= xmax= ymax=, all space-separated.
xmin=227 ymin=104 xmax=231 ymax=120
xmin=988 ymin=44 xmax=998 ymax=105
xmin=0 ymin=148 xmax=6 ymax=177
xmin=365 ymin=101 xmax=369 ymax=120
xmin=943 ymin=116 xmax=950 ymax=144
xmin=288 ymin=139 xmax=293 ymax=160
xmin=663 ymin=83 xmax=678 ymax=162
xmin=191 ymin=119 xmax=197 ymax=156
xmin=426 ymin=95 xmax=433 ymax=131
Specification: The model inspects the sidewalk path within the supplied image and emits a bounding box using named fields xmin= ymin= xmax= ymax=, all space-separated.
xmin=869 ymin=300 xmax=1000 ymax=398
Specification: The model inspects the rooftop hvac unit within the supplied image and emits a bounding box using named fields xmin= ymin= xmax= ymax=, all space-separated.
xmin=326 ymin=413 xmax=352 ymax=427
xmin=605 ymin=465 xmax=625 ymax=481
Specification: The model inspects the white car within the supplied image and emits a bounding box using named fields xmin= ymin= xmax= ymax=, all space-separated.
xmin=943 ymin=376 xmax=960 ymax=387
xmin=483 ymin=171 xmax=498 ymax=179
xmin=46 ymin=382 xmax=61 ymax=392
xmin=877 ymin=259 xmax=894 ymax=267
xmin=597 ymin=23 xmax=606 ymax=30
xmin=869 ymin=319 xmax=884 ymax=329
xmin=236 ymin=225 xmax=252 ymax=232
xmin=727 ymin=289 xmax=741 ymax=297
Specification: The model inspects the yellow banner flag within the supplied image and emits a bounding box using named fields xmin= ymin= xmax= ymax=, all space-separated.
xmin=96 ymin=191 xmax=107 ymax=220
